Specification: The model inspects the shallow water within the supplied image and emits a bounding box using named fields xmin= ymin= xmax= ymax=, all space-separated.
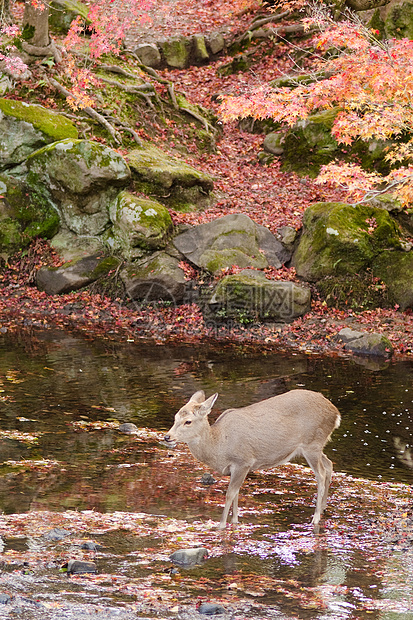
xmin=0 ymin=327 xmax=412 ymax=619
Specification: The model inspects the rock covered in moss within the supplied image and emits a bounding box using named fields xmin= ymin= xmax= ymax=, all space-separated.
xmin=174 ymin=213 xmax=287 ymax=275
xmin=24 ymin=139 xmax=130 ymax=236
xmin=0 ymin=98 xmax=78 ymax=170
xmin=108 ymin=191 xmax=172 ymax=256
xmin=127 ymin=143 xmax=213 ymax=212
xmin=344 ymin=332 xmax=393 ymax=358
xmin=37 ymin=253 xmax=120 ymax=295
xmin=208 ymin=269 xmax=311 ymax=321
xmin=0 ymin=173 xmax=59 ymax=253
xmin=373 ymin=250 xmax=413 ymax=310
xmin=384 ymin=0 xmax=413 ymax=39
xmin=159 ymin=36 xmax=192 ymax=68
xmin=121 ymin=252 xmax=187 ymax=303
xmin=280 ymin=108 xmax=391 ymax=177
xmin=292 ymin=202 xmax=402 ymax=281
xmin=49 ymin=0 xmax=89 ymax=34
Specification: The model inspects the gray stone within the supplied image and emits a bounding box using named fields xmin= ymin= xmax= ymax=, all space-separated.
xmin=67 ymin=559 xmax=97 ymax=574
xmin=118 ymin=423 xmax=139 ymax=434
xmin=278 ymin=225 xmax=297 ymax=247
xmin=49 ymin=0 xmax=89 ymax=33
xmin=24 ymin=139 xmax=131 ymax=236
xmin=385 ymin=0 xmax=413 ymax=38
xmin=134 ymin=43 xmax=162 ymax=68
xmin=108 ymin=191 xmax=172 ymax=256
xmin=127 ymin=143 xmax=213 ymax=211
xmin=174 ymin=214 xmax=286 ymax=275
xmin=0 ymin=74 xmax=11 ymax=96
xmin=198 ymin=603 xmax=226 ymax=615
xmin=336 ymin=328 xmax=364 ymax=343
xmin=344 ymin=332 xmax=393 ymax=358
xmin=37 ymin=253 xmax=120 ymax=295
xmin=170 ymin=547 xmax=208 ymax=567
xmin=263 ymin=132 xmax=285 ymax=155
xmin=0 ymin=593 xmax=11 ymax=604
xmin=43 ymin=527 xmax=71 ymax=541
xmin=208 ymin=32 xmax=225 ymax=55
xmin=292 ymin=202 xmax=402 ymax=281
xmin=160 ymin=36 xmax=192 ymax=69
xmin=209 ymin=271 xmax=311 ymax=321
xmin=121 ymin=252 xmax=186 ymax=304
xmin=0 ymin=99 xmax=78 ymax=170
xmin=192 ymin=34 xmax=209 ymax=62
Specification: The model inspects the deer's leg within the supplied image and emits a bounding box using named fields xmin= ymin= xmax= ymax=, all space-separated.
xmin=219 ymin=465 xmax=249 ymax=529
xmin=302 ymin=450 xmax=327 ymax=527
xmin=320 ymin=453 xmax=333 ymax=510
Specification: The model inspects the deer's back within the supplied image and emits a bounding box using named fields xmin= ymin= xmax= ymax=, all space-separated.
xmin=211 ymin=389 xmax=340 ymax=469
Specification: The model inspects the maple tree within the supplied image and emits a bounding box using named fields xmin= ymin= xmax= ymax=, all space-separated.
xmin=220 ymin=8 xmax=413 ymax=206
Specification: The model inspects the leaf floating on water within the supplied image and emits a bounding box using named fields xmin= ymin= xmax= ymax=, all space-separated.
xmin=0 ymin=430 xmax=42 ymax=444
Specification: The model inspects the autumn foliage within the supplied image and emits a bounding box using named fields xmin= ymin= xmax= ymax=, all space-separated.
xmin=220 ymin=12 xmax=413 ymax=206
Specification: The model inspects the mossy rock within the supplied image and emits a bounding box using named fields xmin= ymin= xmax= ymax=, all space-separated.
xmin=24 ymin=139 xmax=130 ymax=236
xmin=385 ymin=1 xmax=413 ymax=39
xmin=121 ymin=252 xmax=186 ymax=303
xmin=108 ymin=191 xmax=173 ymax=255
xmin=208 ymin=270 xmax=311 ymax=322
xmin=37 ymin=253 xmax=120 ymax=295
xmin=281 ymin=107 xmax=392 ymax=177
xmin=0 ymin=98 xmax=78 ymax=142
xmin=49 ymin=0 xmax=90 ymax=34
xmin=0 ymin=173 xmax=59 ymax=253
xmin=315 ymin=273 xmax=392 ymax=310
xmin=159 ymin=36 xmax=192 ymax=69
xmin=126 ymin=143 xmax=213 ymax=211
xmin=292 ymin=201 xmax=402 ymax=281
xmin=373 ymin=250 xmax=413 ymax=310
xmin=0 ymin=99 xmax=78 ymax=169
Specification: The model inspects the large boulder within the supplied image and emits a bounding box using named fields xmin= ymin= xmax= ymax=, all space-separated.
xmin=0 ymin=99 xmax=78 ymax=170
xmin=0 ymin=173 xmax=59 ymax=253
xmin=126 ymin=144 xmax=214 ymax=212
xmin=159 ymin=36 xmax=192 ymax=69
xmin=108 ymin=191 xmax=173 ymax=257
xmin=208 ymin=270 xmax=311 ymax=321
xmin=173 ymin=213 xmax=287 ymax=275
xmin=384 ymin=0 xmax=413 ymax=38
xmin=23 ymin=139 xmax=131 ymax=236
xmin=36 ymin=253 xmax=120 ymax=295
xmin=121 ymin=252 xmax=187 ymax=304
xmin=293 ymin=202 xmax=402 ymax=281
xmin=49 ymin=0 xmax=89 ymax=34
xmin=373 ymin=250 xmax=413 ymax=310
xmin=280 ymin=108 xmax=391 ymax=177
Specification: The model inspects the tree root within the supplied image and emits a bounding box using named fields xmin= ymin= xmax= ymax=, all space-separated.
xmin=48 ymin=77 xmax=122 ymax=144
xmin=22 ymin=39 xmax=62 ymax=64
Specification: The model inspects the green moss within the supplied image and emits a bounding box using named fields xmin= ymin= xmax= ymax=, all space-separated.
xmin=0 ymin=218 xmax=23 ymax=252
xmin=373 ymin=250 xmax=413 ymax=310
xmin=88 ymin=256 xmax=120 ymax=279
xmin=293 ymin=202 xmax=403 ymax=281
xmin=0 ymin=174 xmax=60 ymax=248
xmin=315 ymin=273 xmax=391 ymax=310
xmin=0 ymin=98 xmax=78 ymax=141
xmin=385 ymin=1 xmax=413 ymax=39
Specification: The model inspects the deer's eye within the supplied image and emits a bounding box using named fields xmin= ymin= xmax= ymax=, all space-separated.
xmin=184 ymin=420 xmax=192 ymax=425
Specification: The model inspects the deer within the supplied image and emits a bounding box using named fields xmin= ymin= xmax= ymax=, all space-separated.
xmin=164 ymin=389 xmax=341 ymax=529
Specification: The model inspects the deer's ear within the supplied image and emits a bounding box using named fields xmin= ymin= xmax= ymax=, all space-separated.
xmin=189 ymin=390 xmax=205 ymax=404
xmin=198 ymin=393 xmax=218 ymax=417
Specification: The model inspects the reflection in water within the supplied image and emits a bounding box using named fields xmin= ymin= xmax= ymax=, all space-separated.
xmin=1 ymin=327 xmax=413 ymax=619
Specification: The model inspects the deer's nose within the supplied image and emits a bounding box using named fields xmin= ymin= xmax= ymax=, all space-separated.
xmin=164 ymin=434 xmax=171 ymax=442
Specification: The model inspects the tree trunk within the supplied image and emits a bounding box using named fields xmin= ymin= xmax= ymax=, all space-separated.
xmin=22 ymin=1 xmax=62 ymax=62
xmin=23 ymin=1 xmax=50 ymax=47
